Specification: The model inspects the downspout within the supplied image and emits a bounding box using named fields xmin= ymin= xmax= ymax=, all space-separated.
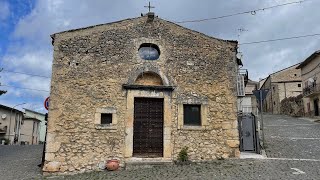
xmin=31 ymin=121 xmax=35 ymax=145
xmin=18 ymin=115 xmax=22 ymax=144
xmin=270 ymin=79 xmax=273 ymax=113
xmin=284 ymin=82 xmax=287 ymax=98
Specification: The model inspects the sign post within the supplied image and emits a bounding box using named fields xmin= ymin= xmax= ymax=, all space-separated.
xmin=40 ymin=97 xmax=49 ymax=168
xmin=252 ymin=89 xmax=269 ymax=148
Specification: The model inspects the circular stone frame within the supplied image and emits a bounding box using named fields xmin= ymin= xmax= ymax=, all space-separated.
xmin=138 ymin=43 xmax=161 ymax=60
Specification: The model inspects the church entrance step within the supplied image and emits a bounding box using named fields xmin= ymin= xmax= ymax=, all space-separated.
xmin=125 ymin=158 xmax=173 ymax=170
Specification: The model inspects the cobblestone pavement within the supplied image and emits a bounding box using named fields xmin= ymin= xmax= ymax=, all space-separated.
xmin=0 ymin=145 xmax=43 ymax=180
xmin=3 ymin=115 xmax=320 ymax=180
xmin=49 ymin=159 xmax=320 ymax=180
xmin=48 ymin=114 xmax=320 ymax=180
xmin=263 ymin=114 xmax=320 ymax=159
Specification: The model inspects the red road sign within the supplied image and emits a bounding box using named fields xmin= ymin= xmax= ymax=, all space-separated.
xmin=44 ymin=97 xmax=50 ymax=110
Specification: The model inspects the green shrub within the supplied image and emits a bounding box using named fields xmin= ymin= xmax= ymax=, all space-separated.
xmin=177 ymin=147 xmax=189 ymax=162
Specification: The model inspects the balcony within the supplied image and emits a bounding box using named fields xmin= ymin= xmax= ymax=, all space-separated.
xmin=303 ymin=83 xmax=320 ymax=97
xmin=0 ymin=126 xmax=7 ymax=134
xmin=239 ymin=69 xmax=249 ymax=86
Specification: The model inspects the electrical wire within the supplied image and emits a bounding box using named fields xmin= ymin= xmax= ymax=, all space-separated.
xmin=239 ymin=33 xmax=320 ymax=45
xmin=0 ymin=85 xmax=50 ymax=92
xmin=175 ymin=0 xmax=308 ymax=23
xmin=1 ymin=69 xmax=51 ymax=78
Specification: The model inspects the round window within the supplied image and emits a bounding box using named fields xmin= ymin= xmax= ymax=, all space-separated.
xmin=138 ymin=43 xmax=160 ymax=60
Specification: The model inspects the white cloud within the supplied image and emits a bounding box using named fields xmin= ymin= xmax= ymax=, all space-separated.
xmin=3 ymin=49 xmax=52 ymax=76
xmin=2 ymin=0 xmax=320 ymax=108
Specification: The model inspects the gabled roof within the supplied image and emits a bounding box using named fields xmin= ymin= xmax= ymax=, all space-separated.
xmin=24 ymin=108 xmax=45 ymax=116
xmin=259 ymin=62 xmax=300 ymax=89
xmin=51 ymin=15 xmax=238 ymax=45
xmin=0 ymin=104 xmax=23 ymax=114
xmin=296 ymin=50 xmax=320 ymax=69
xmin=247 ymin=79 xmax=258 ymax=85
xmin=23 ymin=117 xmax=41 ymax=122
xmin=270 ymin=63 xmax=300 ymax=76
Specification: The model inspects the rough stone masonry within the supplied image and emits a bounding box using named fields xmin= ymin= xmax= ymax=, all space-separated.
xmin=43 ymin=14 xmax=240 ymax=174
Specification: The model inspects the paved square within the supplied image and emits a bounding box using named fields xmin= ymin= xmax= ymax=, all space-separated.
xmin=2 ymin=114 xmax=320 ymax=179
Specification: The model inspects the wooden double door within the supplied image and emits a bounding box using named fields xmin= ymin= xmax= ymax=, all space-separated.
xmin=133 ymin=98 xmax=164 ymax=157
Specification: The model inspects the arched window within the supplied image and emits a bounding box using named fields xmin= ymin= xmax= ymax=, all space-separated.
xmin=138 ymin=43 xmax=160 ymax=60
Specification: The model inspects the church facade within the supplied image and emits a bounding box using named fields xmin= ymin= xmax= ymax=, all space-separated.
xmin=44 ymin=13 xmax=241 ymax=173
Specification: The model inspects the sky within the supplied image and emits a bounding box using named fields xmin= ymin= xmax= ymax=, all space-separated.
xmin=0 ymin=0 xmax=319 ymax=112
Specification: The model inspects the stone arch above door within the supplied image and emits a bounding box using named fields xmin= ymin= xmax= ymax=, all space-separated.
xmin=135 ymin=72 xmax=163 ymax=86
xmin=126 ymin=64 xmax=171 ymax=86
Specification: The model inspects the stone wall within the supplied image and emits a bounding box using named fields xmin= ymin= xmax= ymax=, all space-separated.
xmin=300 ymin=55 xmax=320 ymax=117
xmin=44 ymin=16 xmax=239 ymax=174
xmin=261 ymin=64 xmax=302 ymax=114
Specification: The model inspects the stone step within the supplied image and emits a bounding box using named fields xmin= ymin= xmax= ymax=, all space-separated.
xmin=125 ymin=158 xmax=173 ymax=170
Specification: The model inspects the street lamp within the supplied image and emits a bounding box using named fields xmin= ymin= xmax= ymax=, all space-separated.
xmin=8 ymin=103 xmax=26 ymax=144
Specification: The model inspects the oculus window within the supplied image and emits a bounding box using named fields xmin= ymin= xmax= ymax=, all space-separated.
xmin=183 ymin=105 xmax=201 ymax=126
xmin=139 ymin=43 xmax=160 ymax=60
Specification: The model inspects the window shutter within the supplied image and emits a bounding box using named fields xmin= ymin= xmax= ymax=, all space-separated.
xmin=237 ymin=75 xmax=245 ymax=96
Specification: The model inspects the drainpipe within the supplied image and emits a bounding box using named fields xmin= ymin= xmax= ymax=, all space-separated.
xmin=31 ymin=121 xmax=35 ymax=145
xmin=284 ymin=82 xmax=287 ymax=98
xmin=270 ymin=80 xmax=273 ymax=113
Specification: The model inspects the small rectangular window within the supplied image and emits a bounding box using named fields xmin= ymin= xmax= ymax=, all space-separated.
xmin=101 ymin=113 xmax=112 ymax=124
xmin=184 ymin=105 xmax=201 ymax=126
xmin=298 ymin=84 xmax=301 ymax=87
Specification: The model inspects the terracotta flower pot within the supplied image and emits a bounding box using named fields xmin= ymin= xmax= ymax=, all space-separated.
xmin=106 ymin=159 xmax=120 ymax=171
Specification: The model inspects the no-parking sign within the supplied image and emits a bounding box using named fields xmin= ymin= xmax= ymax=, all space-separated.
xmin=44 ymin=97 xmax=50 ymax=110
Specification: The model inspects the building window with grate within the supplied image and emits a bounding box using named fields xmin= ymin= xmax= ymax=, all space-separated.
xmin=298 ymin=84 xmax=301 ymax=87
xmin=183 ymin=105 xmax=201 ymax=126
xmin=101 ymin=113 xmax=112 ymax=125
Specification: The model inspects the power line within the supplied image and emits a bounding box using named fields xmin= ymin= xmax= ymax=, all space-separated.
xmin=239 ymin=33 xmax=320 ymax=45
xmin=1 ymin=69 xmax=51 ymax=79
xmin=175 ymin=0 xmax=308 ymax=23
xmin=0 ymin=85 xmax=50 ymax=92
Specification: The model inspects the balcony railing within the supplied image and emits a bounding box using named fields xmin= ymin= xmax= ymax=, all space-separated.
xmin=239 ymin=69 xmax=249 ymax=85
xmin=238 ymin=105 xmax=259 ymax=116
xmin=303 ymin=83 xmax=320 ymax=97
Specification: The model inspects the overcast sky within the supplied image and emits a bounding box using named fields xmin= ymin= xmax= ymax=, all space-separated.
xmin=0 ymin=0 xmax=319 ymax=112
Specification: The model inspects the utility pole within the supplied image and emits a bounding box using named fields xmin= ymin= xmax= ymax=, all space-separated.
xmin=260 ymin=90 xmax=265 ymax=147
xmin=253 ymin=89 xmax=269 ymax=149
xmin=8 ymin=103 xmax=26 ymax=144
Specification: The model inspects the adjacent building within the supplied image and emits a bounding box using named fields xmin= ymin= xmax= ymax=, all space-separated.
xmin=19 ymin=117 xmax=41 ymax=145
xmin=44 ymin=13 xmax=243 ymax=173
xmin=237 ymin=79 xmax=259 ymax=115
xmin=24 ymin=109 xmax=46 ymax=143
xmin=0 ymin=105 xmax=45 ymax=145
xmin=0 ymin=104 xmax=24 ymax=144
xmin=260 ymin=64 xmax=302 ymax=114
xmin=18 ymin=109 xmax=46 ymax=144
xmin=296 ymin=50 xmax=320 ymax=117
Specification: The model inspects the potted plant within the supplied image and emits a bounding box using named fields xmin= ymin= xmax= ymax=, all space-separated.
xmin=106 ymin=159 xmax=120 ymax=171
